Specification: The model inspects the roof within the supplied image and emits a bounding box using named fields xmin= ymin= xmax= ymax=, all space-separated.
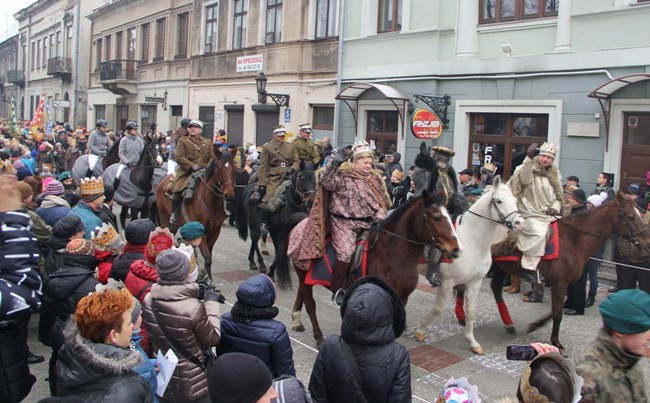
xmin=588 ymin=73 xmax=650 ymax=100
xmin=336 ymin=82 xmax=409 ymax=101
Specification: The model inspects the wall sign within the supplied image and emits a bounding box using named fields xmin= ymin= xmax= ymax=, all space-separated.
xmin=411 ymin=108 xmax=443 ymax=139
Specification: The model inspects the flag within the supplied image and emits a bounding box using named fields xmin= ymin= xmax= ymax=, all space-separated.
xmin=9 ymin=96 xmax=16 ymax=134
xmin=44 ymin=98 xmax=53 ymax=138
xmin=30 ymin=96 xmax=45 ymax=142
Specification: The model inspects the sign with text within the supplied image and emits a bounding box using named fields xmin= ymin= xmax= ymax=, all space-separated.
xmin=411 ymin=108 xmax=443 ymax=140
xmin=236 ymin=55 xmax=263 ymax=72
xmin=284 ymin=108 xmax=291 ymax=123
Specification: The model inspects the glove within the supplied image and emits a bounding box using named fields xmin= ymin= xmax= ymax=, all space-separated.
xmin=258 ymin=186 xmax=266 ymax=198
xmin=204 ymin=289 xmax=226 ymax=303
xmin=546 ymin=208 xmax=559 ymax=216
xmin=527 ymin=143 xmax=539 ymax=159
xmin=286 ymin=167 xmax=296 ymax=176
xmin=332 ymin=148 xmax=351 ymax=167
xmin=191 ymin=164 xmax=201 ymax=172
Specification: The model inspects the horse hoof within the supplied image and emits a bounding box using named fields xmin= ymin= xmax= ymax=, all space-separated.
xmin=471 ymin=346 xmax=484 ymax=355
xmin=505 ymin=325 xmax=516 ymax=335
xmin=458 ymin=319 xmax=466 ymax=327
xmin=415 ymin=330 xmax=426 ymax=342
xmin=259 ymin=266 xmax=267 ymax=274
xmin=249 ymin=265 xmax=258 ymax=271
xmin=292 ymin=324 xmax=305 ymax=332
xmin=261 ymin=250 xmax=270 ymax=256
xmin=316 ymin=338 xmax=325 ymax=349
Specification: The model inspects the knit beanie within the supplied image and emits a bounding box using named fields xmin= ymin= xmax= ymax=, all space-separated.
xmin=156 ymin=249 xmax=191 ymax=285
xmin=66 ymin=239 xmax=94 ymax=256
xmin=53 ymin=215 xmax=84 ymax=239
xmin=208 ymin=353 xmax=273 ymax=403
xmin=16 ymin=166 xmax=32 ymax=181
xmin=125 ymin=218 xmax=156 ymax=245
xmin=131 ymin=297 xmax=142 ymax=324
xmin=43 ymin=180 xmax=65 ymax=196
xmin=16 ymin=181 xmax=33 ymax=200
xmin=144 ymin=227 xmax=174 ymax=267
xmin=11 ymin=159 xmax=25 ymax=170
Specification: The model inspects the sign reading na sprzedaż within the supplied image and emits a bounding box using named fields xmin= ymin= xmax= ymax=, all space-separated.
xmin=411 ymin=108 xmax=443 ymax=140
xmin=236 ymin=55 xmax=263 ymax=72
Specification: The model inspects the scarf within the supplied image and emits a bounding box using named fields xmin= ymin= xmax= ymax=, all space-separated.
xmin=119 ymin=242 xmax=146 ymax=257
xmin=40 ymin=195 xmax=70 ymax=209
xmin=230 ymin=301 xmax=279 ymax=324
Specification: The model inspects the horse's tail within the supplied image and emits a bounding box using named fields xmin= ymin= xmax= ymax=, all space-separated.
xmin=276 ymin=212 xmax=307 ymax=290
xmin=237 ymin=188 xmax=250 ymax=241
xmin=527 ymin=312 xmax=553 ymax=334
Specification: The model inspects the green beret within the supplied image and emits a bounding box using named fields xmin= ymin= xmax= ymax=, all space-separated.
xmin=179 ymin=221 xmax=205 ymax=240
xmin=599 ymin=289 xmax=650 ymax=334
xmin=470 ymin=189 xmax=483 ymax=196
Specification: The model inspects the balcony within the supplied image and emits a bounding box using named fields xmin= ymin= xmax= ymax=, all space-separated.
xmin=99 ymin=59 xmax=139 ymax=95
xmin=47 ymin=57 xmax=72 ymax=80
xmin=6 ymin=70 xmax=25 ymax=87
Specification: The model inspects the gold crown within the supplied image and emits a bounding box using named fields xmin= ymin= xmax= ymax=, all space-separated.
xmin=539 ymin=142 xmax=559 ymax=159
xmin=92 ymin=223 xmax=121 ymax=249
xmin=482 ymin=162 xmax=497 ymax=173
xmin=352 ymin=141 xmax=373 ymax=160
xmin=80 ymin=177 xmax=104 ymax=195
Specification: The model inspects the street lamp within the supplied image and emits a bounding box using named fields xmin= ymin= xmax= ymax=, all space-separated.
xmin=255 ymin=72 xmax=290 ymax=107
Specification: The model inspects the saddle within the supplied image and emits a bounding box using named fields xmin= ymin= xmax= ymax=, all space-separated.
xmin=305 ymin=230 xmax=371 ymax=287
xmin=182 ymin=169 xmax=205 ymax=201
xmin=492 ymin=221 xmax=560 ymax=262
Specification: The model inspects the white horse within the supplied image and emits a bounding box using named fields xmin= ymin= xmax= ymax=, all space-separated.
xmin=415 ymin=176 xmax=524 ymax=354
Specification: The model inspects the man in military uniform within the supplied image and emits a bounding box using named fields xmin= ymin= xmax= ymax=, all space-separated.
xmin=257 ymin=125 xmax=299 ymax=208
xmin=576 ymin=289 xmax=650 ymax=402
xmin=169 ymin=120 xmax=214 ymax=224
xmin=168 ymin=117 xmax=191 ymax=175
xmin=292 ymin=123 xmax=320 ymax=165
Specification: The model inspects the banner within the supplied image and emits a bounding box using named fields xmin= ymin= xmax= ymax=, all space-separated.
xmin=30 ymin=96 xmax=45 ymax=142
xmin=9 ymin=96 xmax=16 ymax=134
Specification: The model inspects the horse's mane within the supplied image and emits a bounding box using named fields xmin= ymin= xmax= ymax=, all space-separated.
xmin=205 ymin=157 xmax=217 ymax=178
xmin=381 ymin=193 xmax=433 ymax=227
xmin=136 ymin=137 xmax=156 ymax=165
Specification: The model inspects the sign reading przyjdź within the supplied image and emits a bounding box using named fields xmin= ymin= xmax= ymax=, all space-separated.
xmin=236 ymin=55 xmax=264 ymax=72
xmin=411 ymin=108 xmax=443 ymax=139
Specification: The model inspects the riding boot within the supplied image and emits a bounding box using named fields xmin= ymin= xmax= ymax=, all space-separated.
xmin=170 ymin=193 xmax=182 ymax=224
xmin=505 ymin=275 xmax=520 ymax=294
xmin=330 ymin=261 xmax=350 ymax=305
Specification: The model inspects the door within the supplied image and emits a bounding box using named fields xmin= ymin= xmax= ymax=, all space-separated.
xmin=366 ymin=110 xmax=398 ymax=155
xmin=227 ymin=109 xmax=244 ymax=147
xmin=199 ymin=106 xmax=215 ymax=139
xmin=256 ymin=111 xmax=279 ymax=145
xmin=620 ymin=112 xmax=650 ymax=190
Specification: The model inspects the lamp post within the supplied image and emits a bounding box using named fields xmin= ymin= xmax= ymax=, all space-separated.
xmin=255 ymin=72 xmax=290 ymax=107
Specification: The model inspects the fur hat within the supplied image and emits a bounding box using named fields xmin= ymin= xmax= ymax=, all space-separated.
xmin=208 ymin=353 xmax=273 ymax=403
xmin=43 ymin=180 xmax=65 ymax=196
xmin=66 ymin=239 xmax=94 ymax=256
xmin=570 ymin=188 xmax=587 ymax=204
xmin=156 ymin=249 xmax=191 ymax=285
xmin=144 ymin=227 xmax=174 ymax=266
xmin=432 ymin=145 xmax=455 ymax=158
xmin=539 ymin=142 xmax=559 ymax=159
xmin=125 ymin=219 xmax=156 ymax=245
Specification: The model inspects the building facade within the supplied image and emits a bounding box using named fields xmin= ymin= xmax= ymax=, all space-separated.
xmin=0 ymin=30 xmax=19 ymax=119
xmin=337 ymin=0 xmax=650 ymax=192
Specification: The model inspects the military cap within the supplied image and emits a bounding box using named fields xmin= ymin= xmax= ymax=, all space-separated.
xmin=179 ymin=221 xmax=205 ymax=240
xmin=600 ymin=289 xmax=650 ymax=334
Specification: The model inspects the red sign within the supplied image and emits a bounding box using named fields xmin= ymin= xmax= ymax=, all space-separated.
xmin=411 ymin=108 xmax=443 ymax=139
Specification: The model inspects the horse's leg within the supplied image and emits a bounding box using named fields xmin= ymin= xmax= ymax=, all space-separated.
xmin=548 ymin=281 xmax=567 ymax=352
xmin=463 ymin=279 xmax=485 ymax=354
xmin=119 ymin=207 xmax=128 ymax=231
xmin=455 ymin=288 xmax=466 ymax=326
xmin=296 ymin=271 xmax=324 ymax=347
xmin=415 ymin=280 xmax=456 ymax=342
xmin=291 ymin=281 xmax=306 ymax=333
xmin=491 ymin=263 xmax=516 ymax=334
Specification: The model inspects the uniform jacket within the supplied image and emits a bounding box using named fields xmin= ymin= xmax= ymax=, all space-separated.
xmin=68 ymin=202 xmax=103 ymax=239
xmin=576 ymin=329 xmax=647 ymax=403
xmin=142 ymin=283 xmax=221 ymax=402
xmin=258 ymin=139 xmax=299 ymax=203
xmin=56 ymin=321 xmax=151 ymax=403
xmin=293 ymin=136 xmax=320 ymax=165
xmin=36 ymin=195 xmax=71 ymax=226
xmin=119 ymin=134 xmax=145 ymax=165
xmin=88 ymin=129 xmax=112 ymax=156
xmin=171 ymin=135 xmax=214 ymax=193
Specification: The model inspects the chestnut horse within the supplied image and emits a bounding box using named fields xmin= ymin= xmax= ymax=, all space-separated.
xmin=482 ymin=192 xmax=650 ymax=352
xmin=155 ymin=153 xmax=234 ymax=278
xmin=276 ymin=191 xmax=461 ymax=346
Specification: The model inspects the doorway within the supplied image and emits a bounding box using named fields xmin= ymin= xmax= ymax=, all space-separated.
xmin=620 ymin=112 xmax=650 ymax=190
xmin=366 ymin=110 xmax=398 ymax=156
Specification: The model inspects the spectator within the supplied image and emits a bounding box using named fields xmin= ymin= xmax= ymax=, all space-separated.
xmin=576 ymin=289 xmax=650 ymax=402
xmin=309 ymin=276 xmax=411 ymax=402
xmin=591 ymin=172 xmax=615 ymax=202
xmin=584 ymin=194 xmax=606 ymax=307
xmin=55 ymin=288 xmax=151 ymax=402
xmin=217 ymin=274 xmax=296 ymax=378
xmin=92 ymin=223 xmax=124 ymax=284
xmin=615 ymin=184 xmax=650 ymax=293
xmin=565 ymin=175 xmax=580 ymax=188
xmin=130 ymin=297 xmax=158 ymax=402
xmin=177 ymin=222 xmax=210 ymax=283
xmin=208 ymin=352 xmax=278 ymax=403
xmin=142 ymin=249 xmax=221 ymax=402
xmin=110 ymin=218 xmax=156 ymax=281
xmin=564 ymin=188 xmax=589 ymax=316
xmin=67 ymin=177 xmax=106 ymax=239
xmin=97 ymin=186 xmax=118 ymax=230
xmin=36 ymin=180 xmax=71 ymax=226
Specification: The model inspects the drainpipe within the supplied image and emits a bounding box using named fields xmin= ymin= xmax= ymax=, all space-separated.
xmin=332 ymin=0 xmax=345 ymax=147
xmin=73 ymin=0 xmax=81 ymax=126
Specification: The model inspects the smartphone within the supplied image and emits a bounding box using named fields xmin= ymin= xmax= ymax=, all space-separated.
xmin=506 ymin=345 xmax=539 ymax=361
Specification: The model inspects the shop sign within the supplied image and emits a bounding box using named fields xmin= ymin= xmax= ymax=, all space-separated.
xmin=411 ymin=108 xmax=442 ymax=139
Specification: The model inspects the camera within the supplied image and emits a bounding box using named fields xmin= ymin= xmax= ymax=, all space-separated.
xmin=506 ymin=345 xmax=538 ymax=361
xmin=198 ymin=281 xmax=226 ymax=303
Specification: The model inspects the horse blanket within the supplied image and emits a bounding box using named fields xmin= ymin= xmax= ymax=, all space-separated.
xmin=305 ymin=236 xmax=368 ymax=287
xmin=102 ymin=162 xmax=168 ymax=208
xmin=72 ymin=154 xmax=104 ymax=184
xmin=493 ymin=221 xmax=559 ymax=262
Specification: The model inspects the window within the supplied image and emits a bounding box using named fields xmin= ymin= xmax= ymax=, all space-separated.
xmin=155 ymin=18 xmax=165 ymax=61
xmin=127 ymin=27 xmax=137 ymax=60
xmin=116 ymin=105 xmax=129 ymax=133
xmin=141 ymin=24 xmax=150 ymax=63
xmin=141 ymin=105 xmax=158 ymax=133
xmin=56 ymin=31 xmax=61 ymax=56
xmin=105 ymin=35 xmax=112 ymax=60
xmin=95 ymin=38 xmax=102 ymax=70
xmin=66 ymin=25 xmax=72 ymax=58
xmin=315 ymin=0 xmax=337 ymax=38
xmin=366 ymin=110 xmax=398 ymax=154
xmin=49 ymin=34 xmax=54 ymax=58
xmin=205 ymin=4 xmax=218 ymax=53
xmin=176 ymin=13 xmax=189 ymax=58
xmin=171 ymin=105 xmax=183 ymax=116
xmin=115 ymin=31 xmax=123 ymax=59
xmin=265 ymin=0 xmax=282 ymax=44
xmin=480 ymin=0 xmax=559 ymax=24
xmin=233 ymin=0 xmax=247 ymax=49
xmin=313 ymin=106 xmax=334 ymax=130
xmin=95 ymin=105 xmax=106 ymax=121
xmin=468 ymin=113 xmax=549 ymax=180
xmin=42 ymin=37 xmax=47 ymax=67
xmin=36 ymin=40 xmax=41 ymax=69
xmin=378 ymin=0 xmax=402 ymax=33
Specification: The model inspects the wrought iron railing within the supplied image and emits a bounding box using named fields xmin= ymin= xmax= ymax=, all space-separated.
xmin=99 ymin=59 xmax=139 ymax=81
xmin=47 ymin=57 xmax=72 ymax=76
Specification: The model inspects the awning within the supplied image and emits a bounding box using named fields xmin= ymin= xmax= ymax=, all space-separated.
xmin=336 ymin=82 xmax=410 ymax=137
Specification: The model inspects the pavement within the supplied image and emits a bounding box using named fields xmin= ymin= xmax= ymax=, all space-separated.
xmin=25 ymin=223 xmax=650 ymax=402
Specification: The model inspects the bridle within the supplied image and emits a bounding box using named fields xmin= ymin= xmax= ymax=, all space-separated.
xmin=370 ymin=205 xmax=449 ymax=249
xmin=465 ymin=192 xmax=520 ymax=230
xmin=562 ymin=203 xmax=648 ymax=245
xmin=195 ymin=161 xmax=233 ymax=220
xmin=289 ymin=168 xmax=316 ymax=210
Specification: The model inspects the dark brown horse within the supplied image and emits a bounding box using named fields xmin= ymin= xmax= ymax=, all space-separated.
xmin=155 ymin=152 xmax=234 ymax=277
xmin=276 ymin=191 xmax=461 ymax=346
xmin=485 ymin=192 xmax=650 ymax=352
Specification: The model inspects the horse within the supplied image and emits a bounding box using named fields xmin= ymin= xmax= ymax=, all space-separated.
xmin=484 ymin=192 xmax=650 ymax=352
xmin=102 ymin=137 xmax=164 ymax=229
xmin=238 ymin=161 xmax=316 ymax=274
xmin=72 ymin=153 xmax=105 ymax=185
xmin=414 ymin=177 xmax=524 ymax=354
xmin=102 ymin=136 xmax=122 ymax=170
xmin=155 ymin=152 xmax=235 ymax=277
xmin=276 ymin=190 xmax=461 ymax=346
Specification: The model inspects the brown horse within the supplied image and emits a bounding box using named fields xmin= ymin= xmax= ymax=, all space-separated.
xmin=276 ymin=191 xmax=461 ymax=346
xmin=485 ymin=192 xmax=650 ymax=352
xmin=155 ymin=153 xmax=234 ymax=277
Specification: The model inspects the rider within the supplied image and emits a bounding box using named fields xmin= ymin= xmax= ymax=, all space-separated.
xmin=87 ymin=119 xmax=112 ymax=172
xmin=478 ymin=162 xmax=498 ymax=191
xmin=169 ymin=117 xmax=191 ymax=176
xmin=292 ymin=123 xmax=320 ymax=165
xmin=509 ymin=142 xmax=564 ymax=302
xmin=118 ymin=121 xmax=144 ymax=171
xmin=256 ymin=125 xmax=299 ymax=211
xmin=169 ymin=120 xmax=214 ymax=224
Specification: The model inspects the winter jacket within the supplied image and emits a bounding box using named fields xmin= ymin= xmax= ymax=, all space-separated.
xmin=88 ymin=129 xmax=112 ymax=157
xmin=36 ymin=195 xmax=71 ymax=226
xmin=111 ymin=243 xmax=146 ymax=282
xmin=125 ymin=259 xmax=159 ymax=355
xmin=142 ymin=283 xmax=221 ymax=402
xmin=56 ymin=321 xmax=151 ymax=402
xmin=131 ymin=332 xmax=159 ymax=403
xmin=97 ymin=204 xmax=118 ymax=231
xmin=218 ymin=274 xmax=296 ymax=378
xmin=95 ymin=249 xmax=116 ymax=284
xmin=68 ymin=202 xmax=103 ymax=239
xmin=39 ymin=233 xmax=70 ymax=345
xmin=309 ymin=277 xmax=411 ymax=403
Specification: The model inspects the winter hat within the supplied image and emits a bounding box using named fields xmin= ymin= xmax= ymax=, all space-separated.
xmin=11 ymin=159 xmax=25 ymax=170
xmin=587 ymin=194 xmax=604 ymax=208
xmin=436 ymin=377 xmax=481 ymax=403
xmin=16 ymin=182 xmax=33 ymax=200
xmin=570 ymin=188 xmax=587 ymax=204
xmin=53 ymin=215 xmax=84 ymax=239
xmin=40 ymin=166 xmax=53 ymax=178
xmin=600 ymin=289 xmax=650 ymax=334
xmin=179 ymin=221 xmax=205 ymax=240
xmin=125 ymin=218 xmax=156 ymax=245
xmin=43 ymin=180 xmax=65 ymax=196
xmin=91 ymin=223 xmax=124 ymax=253
xmin=144 ymin=227 xmax=174 ymax=267
xmin=131 ymin=297 xmax=142 ymax=324
xmin=208 ymin=353 xmax=273 ymax=403
xmin=272 ymin=376 xmax=311 ymax=403
xmin=625 ymin=183 xmax=642 ymax=197
xmin=16 ymin=166 xmax=32 ymax=181
xmin=156 ymin=249 xmax=191 ymax=285
xmin=66 ymin=239 xmax=94 ymax=256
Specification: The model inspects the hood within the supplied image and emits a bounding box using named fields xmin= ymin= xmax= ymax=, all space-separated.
xmin=129 ymin=259 xmax=159 ymax=282
xmin=235 ymin=274 xmax=276 ymax=308
xmin=340 ymin=276 xmax=406 ymax=345
xmin=48 ymin=234 xmax=72 ymax=251
xmin=57 ymin=320 xmax=142 ymax=389
xmin=49 ymin=264 xmax=97 ymax=300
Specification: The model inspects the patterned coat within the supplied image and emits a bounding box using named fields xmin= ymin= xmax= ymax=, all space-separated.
xmin=170 ymin=135 xmax=214 ymax=193
xmin=293 ymin=136 xmax=320 ymax=165
xmin=257 ymin=139 xmax=299 ymax=203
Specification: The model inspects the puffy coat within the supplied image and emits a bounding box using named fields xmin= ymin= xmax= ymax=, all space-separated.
xmin=309 ymin=276 xmax=411 ymax=403
xmin=56 ymin=321 xmax=151 ymax=402
xmin=125 ymin=259 xmax=159 ymax=355
xmin=142 ymin=283 xmax=221 ymax=402
xmin=95 ymin=249 xmax=116 ymax=284
xmin=110 ymin=243 xmax=146 ymax=281
xmin=218 ymin=274 xmax=295 ymax=378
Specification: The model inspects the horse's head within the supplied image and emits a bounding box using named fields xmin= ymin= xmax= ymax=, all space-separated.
xmin=615 ymin=191 xmax=650 ymax=254
xmin=421 ymin=190 xmax=461 ymax=259
xmin=140 ymin=137 xmax=162 ymax=168
xmin=293 ymin=160 xmax=316 ymax=207
xmin=483 ymin=176 xmax=524 ymax=232
xmin=205 ymin=154 xmax=234 ymax=201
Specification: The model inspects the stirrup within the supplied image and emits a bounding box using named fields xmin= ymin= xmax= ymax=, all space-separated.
xmin=170 ymin=212 xmax=179 ymax=224
xmin=332 ymin=289 xmax=346 ymax=306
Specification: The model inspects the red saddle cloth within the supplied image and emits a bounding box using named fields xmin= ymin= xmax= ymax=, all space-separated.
xmin=493 ymin=221 xmax=560 ymax=262
xmin=305 ymin=237 xmax=368 ymax=287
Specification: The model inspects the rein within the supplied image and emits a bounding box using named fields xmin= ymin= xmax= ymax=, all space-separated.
xmin=464 ymin=197 xmax=519 ymax=230
xmin=560 ymin=207 xmax=648 ymax=243
xmin=194 ymin=164 xmax=233 ymax=221
xmin=370 ymin=208 xmax=441 ymax=248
